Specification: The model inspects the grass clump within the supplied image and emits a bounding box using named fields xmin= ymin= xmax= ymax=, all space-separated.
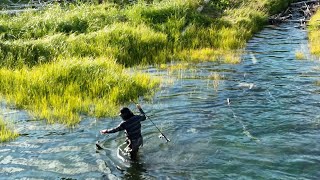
xmin=0 ymin=35 xmax=62 ymax=68
xmin=309 ymin=9 xmax=320 ymax=88
xmin=208 ymin=72 xmax=222 ymax=92
xmin=308 ymin=9 xmax=320 ymax=56
xmin=176 ymin=48 xmax=241 ymax=64
xmin=0 ymin=57 xmax=159 ymax=126
xmin=0 ymin=3 xmax=120 ymax=40
xmin=0 ymin=118 xmax=19 ymax=142
xmin=0 ymin=22 xmax=168 ymax=68
xmin=295 ymin=51 xmax=305 ymax=60
xmin=66 ymin=22 xmax=168 ymax=66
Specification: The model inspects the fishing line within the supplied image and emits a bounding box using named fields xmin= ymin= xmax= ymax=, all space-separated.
xmin=96 ymin=133 xmax=109 ymax=150
xmin=227 ymin=98 xmax=260 ymax=142
xmin=145 ymin=114 xmax=170 ymax=142
xmin=96 ymin=130 xmax=122 ymax=149
xmin=265 ymin=88 xmax=280 ymax=105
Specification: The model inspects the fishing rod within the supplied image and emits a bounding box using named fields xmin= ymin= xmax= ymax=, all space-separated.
xmin=133 ymin=101 xmax=170 ymax=142
xmin=145 ymin=113 xmax=170 ymax=143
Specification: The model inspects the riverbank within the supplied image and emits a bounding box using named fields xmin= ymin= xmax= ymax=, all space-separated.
xmin=0 ymin=0 xmax=298 ymax=140
xmin=308 ymin=7 xmax=320 ymax=87
xmin=308 ymin=7 xmax=320 ymax=56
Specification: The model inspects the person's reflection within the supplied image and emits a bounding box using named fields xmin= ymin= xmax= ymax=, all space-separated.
xmin=100 ymin=142 xmax=148 ymax=180
xmin=124 ymin=160 xmax=147 ymax=180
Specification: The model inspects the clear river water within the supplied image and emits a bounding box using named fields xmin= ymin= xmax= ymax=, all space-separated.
xmin=1 ymin=17 xmax=320 ymax=180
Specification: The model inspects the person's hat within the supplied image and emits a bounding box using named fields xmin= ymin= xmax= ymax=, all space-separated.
xmin=119 ymin=107 xmax=133 ymax=120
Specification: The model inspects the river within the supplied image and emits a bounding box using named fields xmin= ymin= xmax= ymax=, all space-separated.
xmin=1 ymin=14 xmax=320 ymax=180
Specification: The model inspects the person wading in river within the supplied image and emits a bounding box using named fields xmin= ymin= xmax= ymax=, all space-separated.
xmin=100 ymin=104 xmax=146 ymax=160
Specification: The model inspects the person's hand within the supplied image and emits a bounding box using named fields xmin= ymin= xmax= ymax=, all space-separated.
xmin=136 ymin=104 xmax=142 ymax=110
xmin=100 ymin=129 xmax=108 ymax=134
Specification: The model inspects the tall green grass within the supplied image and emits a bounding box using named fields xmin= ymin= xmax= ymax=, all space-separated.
xmin=0 ymin=22 xmax=168 ymax=68
xmin=0 ymin=35 xmax=60 ymax=68
xmin=0 ymin=118 xmax=18 ymax=142
xmin=0 ymin=3 xmax=121 ymax=40
xmin=0 ymin=57 xmax=159 ymax=126
xmin=66 ymin=22 xmax=168 ymax=66
xmin=0 ymin=0 xmax=278 ymax=68
xmin=308 ymin=9 xmax=320 ymax=88
xmin=308 ymin=9 xmax=320 ymax=56
xmin=0 ymin=1 xmax=200 ymax=67
xmin=173 ymin=0 xmax=268 ymax=62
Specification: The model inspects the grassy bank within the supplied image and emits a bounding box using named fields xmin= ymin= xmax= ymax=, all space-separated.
xmin=0 ymin=0 xmax=295 ymax=67
xmin=308 ymin=9 xmax=320 ymax=56
xmin=0 ymin=0 xmax=294 ymax=132
xmin=0 ymin=57 xmax=159 ymax=126
xmin=308 ymin=8 xmax=320 ymax=87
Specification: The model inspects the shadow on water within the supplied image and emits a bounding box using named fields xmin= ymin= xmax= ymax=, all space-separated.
xmin=122 ymin=161 xmax=147 ymax=180
xmin=1 ymin=6 xmax=320 ymax=180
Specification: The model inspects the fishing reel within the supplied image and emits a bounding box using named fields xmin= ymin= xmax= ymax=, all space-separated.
xmin=158 ymin=134 xmax=170 ymax=142
xmin=158 ymin=134 xmax=164 ymax=139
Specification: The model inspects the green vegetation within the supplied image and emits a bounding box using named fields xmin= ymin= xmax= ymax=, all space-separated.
xmin=308 ymin=9 xmax=320 ymax=88
xmin=295 ymin=51 xmax=305 ymax=60
xmin=0 ymin=118 xmax=19 ymax=142
xmin=0 ymin=0 xmax=294 ymax=67
xmin=308 ymin=9 xmax=320 ymax=56
xmin=0 ymin=0 xmax=295 ymax=130
xmin=0 ymin=57 xmax=159 ymax=126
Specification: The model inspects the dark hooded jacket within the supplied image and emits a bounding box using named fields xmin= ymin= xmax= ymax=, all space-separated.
xmin=107 ymin=108 xmax=146 ymax=140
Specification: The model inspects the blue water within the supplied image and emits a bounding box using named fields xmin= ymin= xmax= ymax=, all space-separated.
xmin=1 ymin=19 xmax=320 ymax=180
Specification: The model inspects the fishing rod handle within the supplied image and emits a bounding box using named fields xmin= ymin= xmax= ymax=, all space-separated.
xmin=136 ymin=104 xmax=145 ymax=114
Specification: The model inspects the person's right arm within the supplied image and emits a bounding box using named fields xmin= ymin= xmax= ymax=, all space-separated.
xmin=100 ymin=123 xmax=124 ymax=134
xmin=136 ymin=104 xmax=146 ymax=121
